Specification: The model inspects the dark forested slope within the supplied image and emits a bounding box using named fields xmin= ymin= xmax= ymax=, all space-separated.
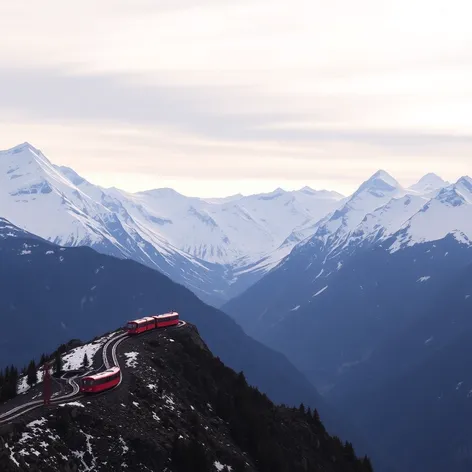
xmin=0 ymin=324 xmax=373 ymax=472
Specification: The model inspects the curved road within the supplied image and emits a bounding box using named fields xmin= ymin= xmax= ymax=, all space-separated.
xmin=0 ymin=320 xmax=186 ymax=425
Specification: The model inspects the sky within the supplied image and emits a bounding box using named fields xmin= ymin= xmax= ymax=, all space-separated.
xmin=0 ymin=0 xmax=471 ymax=197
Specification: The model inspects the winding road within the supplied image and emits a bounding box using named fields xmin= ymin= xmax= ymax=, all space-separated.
xmin=0 ymin=320 xmax=186 ymax=425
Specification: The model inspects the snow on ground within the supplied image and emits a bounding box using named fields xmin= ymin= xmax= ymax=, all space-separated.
xmin=18 ymin=375 xmax=34 ymax=395
xmin=62 ymin=332 xmax=116 ymax=370
xmin=124 ymin=352 xmax=139 ymax=368
xmin=312 ymin=286 xmax=328 ymax=297
xmin=17 ymin=332 xmax=118 ymax=395
xmin=119 ymin=436 xmax=129 ymax=454
xmin=214 ymin=461 xmax=233 ymax=471
xmin=7 ymin=416 xmax=62 ymax=467
xmin=17 ymin=369 xmax=44 ymax=395
xmin=59 ymin=401 xmax=84 ymax=408
xmin=162 ymin=393 xmax=176 ymax=411
xmin=417 ymin=276 xmax=431 ymax=283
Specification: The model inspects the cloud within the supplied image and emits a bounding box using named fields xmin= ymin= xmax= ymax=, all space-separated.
xmin=0 ymin=0 xmax=471 ymax=196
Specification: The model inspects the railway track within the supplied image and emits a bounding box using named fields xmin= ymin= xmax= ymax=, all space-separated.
xmin=0 ymin=320 xmax=186 ymax=425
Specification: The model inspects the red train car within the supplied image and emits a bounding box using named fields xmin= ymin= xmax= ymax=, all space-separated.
xmin=125 ymin=316 xmax=157 ymax=335
xmin=80 ymin=366 xmax=121 ymax=393
xmin=153 ymin=311 xmax=179 ymax=328
xmin=126 ymin=311 xmax=179 ymax=334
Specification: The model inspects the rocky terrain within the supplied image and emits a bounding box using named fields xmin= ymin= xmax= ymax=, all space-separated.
xmin=0 ymin=325 xmax=373 ymax=472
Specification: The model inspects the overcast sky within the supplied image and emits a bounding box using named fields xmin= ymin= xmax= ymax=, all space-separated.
xmin=1 ymin=0 xmax=471 ymax=197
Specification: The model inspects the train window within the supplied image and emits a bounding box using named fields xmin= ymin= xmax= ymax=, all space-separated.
xmin=127 ymin=323 xmax=136 ymax=329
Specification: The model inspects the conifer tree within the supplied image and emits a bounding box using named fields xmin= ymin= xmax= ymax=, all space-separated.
xmin=27 ymin=360 xmax=37 ymax=388
xmin=54 ymin=351 xmax=63 ymax=374
xmin=362 ymin=455 xmax=374 ymax=472
xmin=4 ymin=365 xmax=19 ymax=399
xmin=82 ymin=353 xmax=89 ymax=370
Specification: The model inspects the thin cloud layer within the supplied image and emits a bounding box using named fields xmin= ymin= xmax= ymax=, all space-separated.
xmin=0 ymin=0 xmax=471 ymax=196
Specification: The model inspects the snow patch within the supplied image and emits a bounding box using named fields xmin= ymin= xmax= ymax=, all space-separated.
xmin=124 ymin=351 xmax=139 ymax=368
xmin=62 ymin=332 xmax=116 ymax=371
xmin=417 ymin=276 xmax=431 ymax=283
xmin=312 ymin=286 xmax=328 ymax=297
xmin=59 ymin=401 xmax=84 ymax=408
xmin=214 ymin=461 xmax=233 ymax=471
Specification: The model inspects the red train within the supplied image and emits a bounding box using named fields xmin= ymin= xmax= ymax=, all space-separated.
xmin=125 ymin=311 xmax=179 ymax=335
xmin=80 ymin=366 xmax=121 ymax=393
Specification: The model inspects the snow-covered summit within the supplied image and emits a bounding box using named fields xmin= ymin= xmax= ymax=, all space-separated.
xmin=353 ymin=170 xmax=402 ymax=197
xmin=389 ymin=177 xmax=472 ymax=252
xmin=409 ymin=173 xmax=449 ymax=193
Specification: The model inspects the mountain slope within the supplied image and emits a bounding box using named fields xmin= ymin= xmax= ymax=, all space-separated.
xmin=0 ymin=142 xmax=343 ymax=305
xmin=338 ymin=262 xmax=472 ymax=472
xmin=0 ymin=217 xmax=356 ymax=442
xmin=223 ymin=172 xmax=472 ymax=389
xmin=0 ymin=326 xmax=373 ymax=472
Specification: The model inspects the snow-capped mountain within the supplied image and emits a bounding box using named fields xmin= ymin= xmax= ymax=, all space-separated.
xmin=390 ymin=176 xmax=472 ymax=252
xmin=0 ymin=142 xmax=344 ymax=305
xmin=408 ymin=172 xmax=449 ymax=194
xmin=106 ymin=185 xmax=344 ymax=266
xmin=223 ymin=169 xmax=472 ymax=391
xmin=0 ymin=143 xmax=233 ymax=305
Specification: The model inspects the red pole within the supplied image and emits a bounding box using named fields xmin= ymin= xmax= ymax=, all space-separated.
xmin=43 ymin=362 xmax=51 ymax=405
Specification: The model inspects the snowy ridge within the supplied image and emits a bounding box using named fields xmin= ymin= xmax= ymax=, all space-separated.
xmin=293 ymin=171 xmax=472 ymax=263
xmin=0 ymin=142 xmax=344 ymax=303
xmin=1 ymin=142 xmax=470 ymax=304
xmin=389 ymin=177 xmax=472 ymax=252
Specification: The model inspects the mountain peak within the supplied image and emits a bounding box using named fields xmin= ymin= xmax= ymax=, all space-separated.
xmin=1 ymin=142 xmax=39 ymax=156
xmin=354 ymin=170 xmax=401 ymax=197
xmin=410 ymin=173 xmax=448 ymax=192
xmin=300 ymin=185 xmax=315 ymax=192
xmin=370 ymin=169 xmax=399 ymax=186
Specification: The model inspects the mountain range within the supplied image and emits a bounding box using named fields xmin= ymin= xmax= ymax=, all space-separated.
xmin=3 ymin=140 xmax=472 ymax=471
xmin=223 ymin=169 xmax=472 ymax=471
xmin=224 ymin=169 xmax=472 ymax=387
xmin=0 ymin=142 xmax=343 ymax=306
